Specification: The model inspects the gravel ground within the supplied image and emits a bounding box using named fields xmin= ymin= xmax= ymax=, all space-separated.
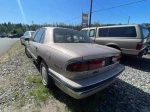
xmin=0 ymin=42 xmax=149 ymax=112
xmin=97 ymin=55 xmax=150 ymax=112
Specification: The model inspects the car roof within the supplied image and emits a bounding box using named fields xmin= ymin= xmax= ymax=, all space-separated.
xmin=81 ymin=24 xmax=147 ymax=30
xmin=42 ymin=27 xmax=76 ymax=31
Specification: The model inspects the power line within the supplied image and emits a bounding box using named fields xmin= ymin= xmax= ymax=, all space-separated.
xmin=63 ymin=16 xmax=81 ymax=23
xmin=92 ymin=0 xmax=146 ymax=13
xmin=62 ymin=0 xmax=146 ymax=23
xmin=94 ymin=0 xmax=128 ymax=19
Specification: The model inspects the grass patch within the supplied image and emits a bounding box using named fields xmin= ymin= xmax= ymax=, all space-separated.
xmin=30 ymin=85 xmax=51 ymax=106
xmin=0 ymin=87 xmax=4 ymax=93
xmin=28 ymin=75 xmax=42 ymax=84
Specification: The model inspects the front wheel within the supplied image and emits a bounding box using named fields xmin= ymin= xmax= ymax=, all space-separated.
xmin=40 ymin=61 xmax=54 ymax=87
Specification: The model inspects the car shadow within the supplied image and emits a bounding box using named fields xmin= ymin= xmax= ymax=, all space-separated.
xmin=49 ymin=79 xmax=150 ymax=112
xmin=120 ymin=55 xmax=150 ymax=73
xmin=32 ymin=60 xmax=150 ymax=112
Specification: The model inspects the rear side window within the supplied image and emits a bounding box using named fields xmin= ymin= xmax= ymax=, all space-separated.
xmin=33 ymin=29 xmax=45 ymax=42
xmin=108 ymin=26 xmax=137 ymax=37
xmin=142 ymin=28 xmax=149 ymax=38
xmin=89 ymin=29 xmax=95 ymax=37
xmin=99 ymin=28 xmax=108 ymax=37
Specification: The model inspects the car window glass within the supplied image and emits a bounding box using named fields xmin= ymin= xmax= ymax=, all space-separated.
xmin=24 ymin=32 xmax=27 ymax=36
xmin=99 ymin=28 xmax=108 ymax=37
xmin=54 ymin=29 xmax=93 ymax=43
xmin=31 ymin=30 xmax=38 ymax=40
xmin=26 ymin=32 xmax=30 ymax=36
xmin=33 ymin=29 xmax=45 ymax=42
xmin=108 ymin=26 xmax=137 ymax=37
xmin=39 ymin=30 xmax=45 ymax=43
xmin=31 ymin=32 xmax=35 ymax=36
xmin=89 ymin=29 xmax=95 ymax=37
xmin=142 ymin=28 xmax=149 ymax=38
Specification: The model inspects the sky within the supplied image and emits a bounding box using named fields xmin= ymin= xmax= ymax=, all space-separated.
xmin=0 ymin=0 xmax=150 ymax=25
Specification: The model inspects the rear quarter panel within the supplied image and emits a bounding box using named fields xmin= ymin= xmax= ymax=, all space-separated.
xmin=38 ymin=44 xmax=82 ymax=79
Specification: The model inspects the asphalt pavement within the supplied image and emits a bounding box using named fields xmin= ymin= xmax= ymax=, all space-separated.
xmin=0 ymin=38 xmax=19 ymax=57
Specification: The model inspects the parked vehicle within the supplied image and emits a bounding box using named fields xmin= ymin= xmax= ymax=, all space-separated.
xmin=20 ymin=31 xmax=35 ymax=45
xmin=148 ymin=28 xmax=150 ymax=49
xmin=0 ymin=33 xmax=8 ymax=38
xmin=81 ymin=24 xmax=150 ymax=57
xmin=25 ymin=27 xmax=125 ymax=99
xmin=9 ymin=34 xmax=22 ymax=38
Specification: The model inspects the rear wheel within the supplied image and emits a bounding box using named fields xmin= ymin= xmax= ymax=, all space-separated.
xmin=40 ymin=61 xmax=54 ymax=87
xmin=25 ymin=47 xmax=31 ymax=58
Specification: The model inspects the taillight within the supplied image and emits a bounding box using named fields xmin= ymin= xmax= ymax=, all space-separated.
xmin=89 ymin=59 xmax=105 ymax=70
xmin=66 ymin=61 xmax=88 ymax=72
xmin=136 ymin=43 xmax=143 ymax=50
xmin=66 ymin=59 xmax=105 ymax=72
xmin=112 ymin=56 xmax=120 ymax=63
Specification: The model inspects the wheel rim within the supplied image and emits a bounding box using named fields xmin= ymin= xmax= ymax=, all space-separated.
xmin=41 ymin=64 xmax=47 ymax=85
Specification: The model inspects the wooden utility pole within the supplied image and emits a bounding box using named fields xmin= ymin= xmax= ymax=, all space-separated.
xmin=89 ymin=0 xmax=93 ymax=27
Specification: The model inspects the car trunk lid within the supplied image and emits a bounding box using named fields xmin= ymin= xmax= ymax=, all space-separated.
xmin=56 ymin=43 xmax=120 ymax=60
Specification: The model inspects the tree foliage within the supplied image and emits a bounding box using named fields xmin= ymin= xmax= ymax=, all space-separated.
xmin=0 ymin=22 xmax=149 ymax=35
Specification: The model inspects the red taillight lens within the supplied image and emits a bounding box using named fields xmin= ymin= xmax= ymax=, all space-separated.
xmin=136 ymin=43 xmax=143 ymax=50
xmin=66 ymin=61 xmax=88 ymax=72
xmin=112 ymin=56 xmax=121 ymax=63
xmin=89 ymin=59 xmax=105 ymax=70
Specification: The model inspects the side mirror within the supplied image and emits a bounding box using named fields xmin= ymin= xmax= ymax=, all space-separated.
xmin=25 ymin=38 xmax=30 ymax=41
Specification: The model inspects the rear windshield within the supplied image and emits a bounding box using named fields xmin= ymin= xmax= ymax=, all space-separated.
xmin=142 ymin=27 xmax=149 ymax=38
xmin=98 ymin=26 xmax=137 ymax=37
xmin=54 ymin=29 xmax=93 ymax=43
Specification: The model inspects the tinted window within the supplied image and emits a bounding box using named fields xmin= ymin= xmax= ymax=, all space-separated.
xmin=81 ymin=30 xmax=88 ymax=35
xmin=108 ymin=27 xmax=137 ymax=37
xmin=33 ymin=29 xmax=45 ymax=42
xmin=89 ymin=29 xmax=95 ymax=37
xmin=142 ymin=28 xmax=149 ymax=38
xmin=54 ymin=29 xmax=93 ymax=43
xmin=99 ymin=28 xmax=108 ymax=37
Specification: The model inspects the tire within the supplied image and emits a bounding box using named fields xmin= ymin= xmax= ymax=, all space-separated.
xmin=25 ymin=47 xmax=31 ymax=58
xmin=40 ymin=61 xmax=54 ymax=87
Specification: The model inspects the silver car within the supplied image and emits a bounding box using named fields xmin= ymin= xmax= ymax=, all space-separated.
xmin=25 ymin=27 xmax=125 ymax=99
xmin=20 ymin=31 xmax=35 ymax=46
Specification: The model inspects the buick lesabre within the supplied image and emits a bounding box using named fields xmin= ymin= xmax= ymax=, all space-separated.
xmin=25 ymin=27 xmax=125 ymax=99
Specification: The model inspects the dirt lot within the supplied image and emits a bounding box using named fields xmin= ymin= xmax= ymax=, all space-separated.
xmin=0 ymin=41 xmax=149 ymax=112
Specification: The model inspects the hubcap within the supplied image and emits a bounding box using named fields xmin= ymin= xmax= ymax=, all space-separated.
xmin=41 ymin=65 xmax=47 ymax=85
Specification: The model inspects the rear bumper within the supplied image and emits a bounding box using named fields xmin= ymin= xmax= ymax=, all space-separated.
xmin=121 ymin=47 xmax=148 ymax=56
xmin=138 ymin=47 xmax=148 ymax=56
xmin=48 ymin=64 xmax=125 ymax=99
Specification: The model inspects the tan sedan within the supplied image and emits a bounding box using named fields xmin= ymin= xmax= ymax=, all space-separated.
xmin=25 ymin=27 xmax=125 ymax=99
